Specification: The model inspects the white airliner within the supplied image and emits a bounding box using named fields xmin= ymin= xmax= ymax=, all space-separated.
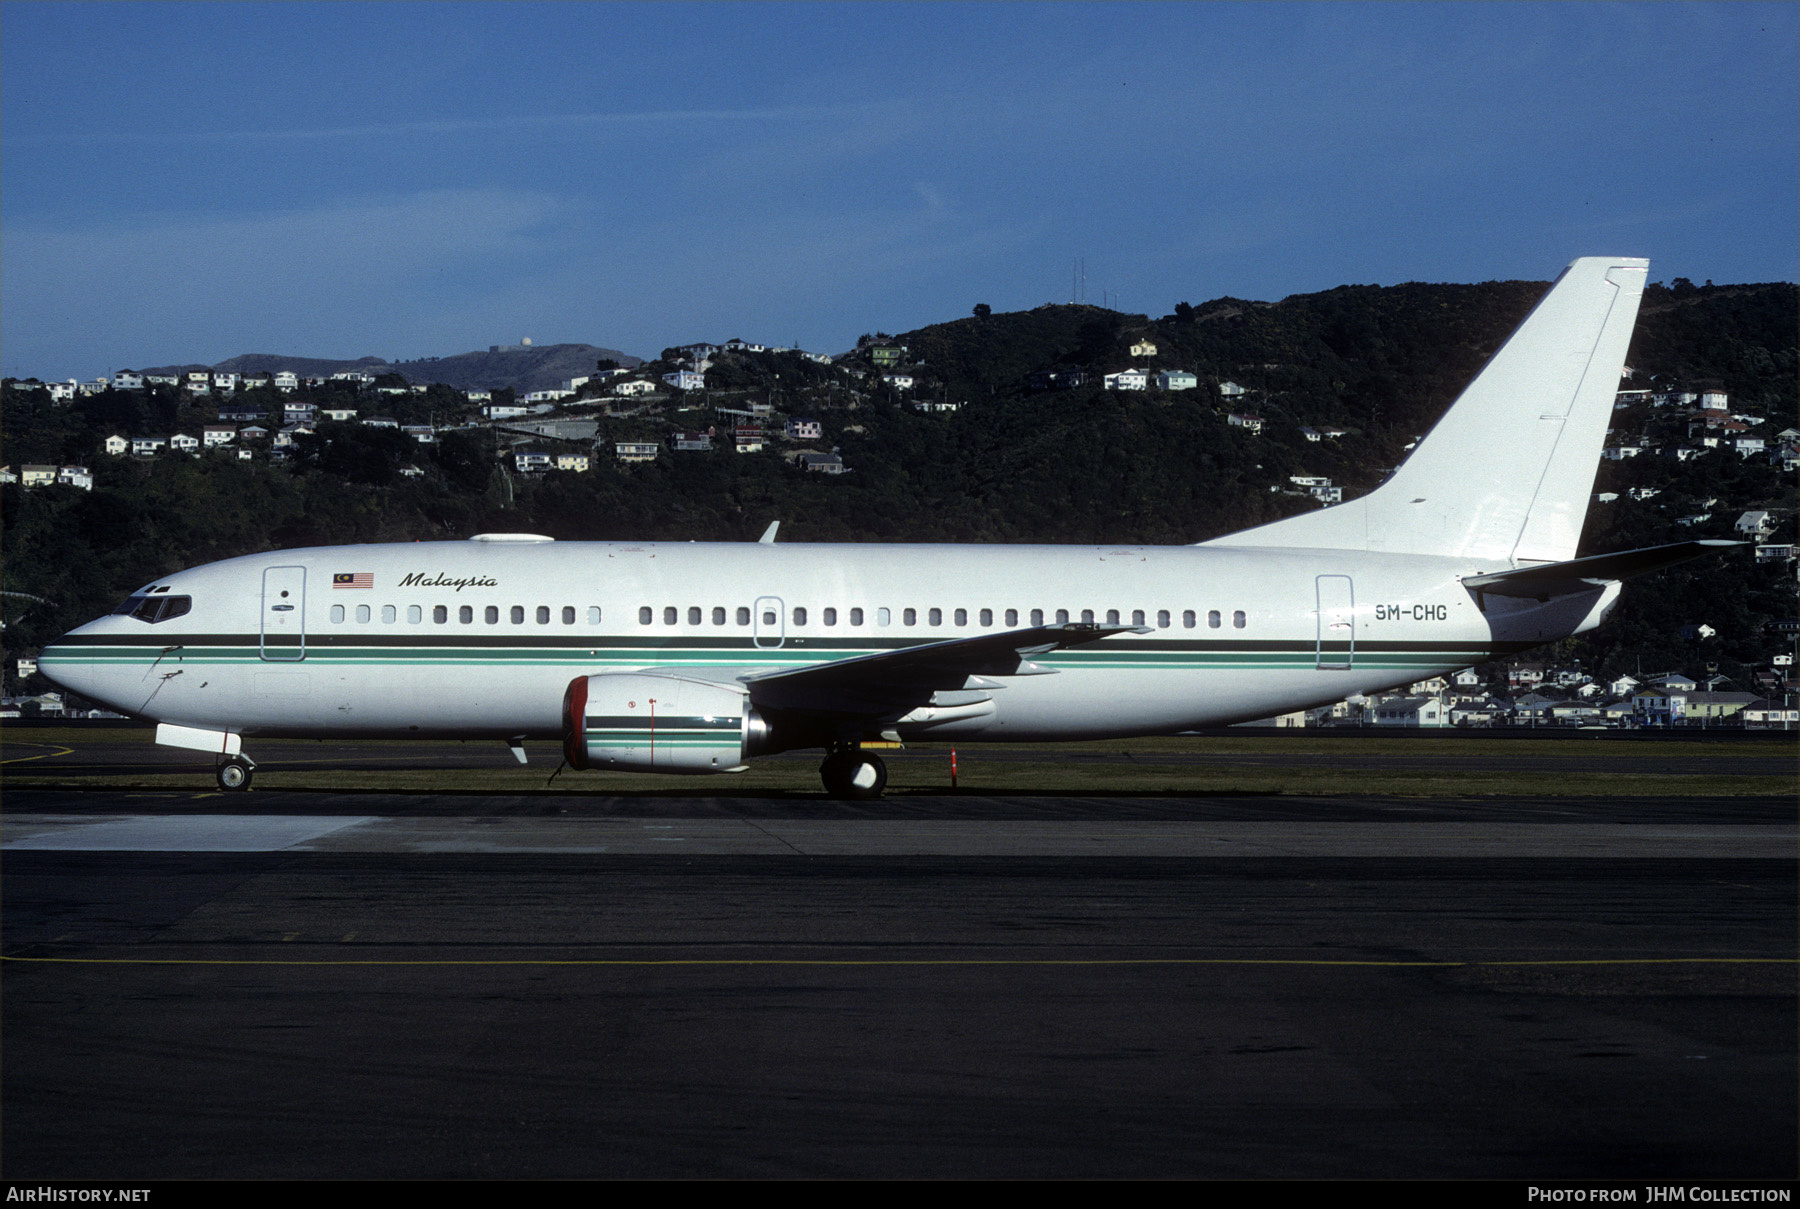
xmin=39 ymin=256 xmax=1734 ymax=796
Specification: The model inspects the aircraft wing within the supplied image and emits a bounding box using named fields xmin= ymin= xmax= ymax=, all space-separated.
xmin=1462 ymin=539 xmax=1744 ymax=599
xmin=735 ymin=622 xmax=1150 ymax=714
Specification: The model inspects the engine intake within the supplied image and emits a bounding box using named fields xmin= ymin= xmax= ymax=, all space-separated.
xmin=562 ymin=673 xmax=770 ymax=774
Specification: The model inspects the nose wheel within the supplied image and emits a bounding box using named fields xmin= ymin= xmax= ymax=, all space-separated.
xmin=820 ymin=748 xmax=887 ymax=799
xmin=216 ymin=756 xmax=255 ymax=792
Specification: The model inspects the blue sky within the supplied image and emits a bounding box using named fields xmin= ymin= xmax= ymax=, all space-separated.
xmin=4 ymin=1 xmax=1795 ymax=379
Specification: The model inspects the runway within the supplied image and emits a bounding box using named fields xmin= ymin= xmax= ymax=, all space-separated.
xmin=3 ymin=740 xmax=1795 ymax=1179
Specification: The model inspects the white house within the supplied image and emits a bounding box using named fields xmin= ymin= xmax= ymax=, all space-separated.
xmin=615 ymin=442 xmax=659 ymax=463
xmin=662 ymin=370 xmax=704 ymax=392
xmin=103 ymin=435 xmax=129 ymax=456
xmin=1227 ymin=413 xmax=1263 ymax=434
xmin=1103 ymin=369 xmax=1149 ymax=391
xmin=202 ymin=425 xmax=236 ymax=447
xmin=1369 ymin=696 xmax=1448 ymax=727
xmin=1155 ymin=370 xmax=1198 ymax=392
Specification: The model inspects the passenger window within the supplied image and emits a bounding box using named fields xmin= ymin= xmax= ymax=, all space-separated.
xmin=713 ymin=607 xmax=726 ymax=625
xmin=408 ymin=605 xmax=422 ymax=624
xmin=980 ymin=608 xmax=993 ymax=626
xmin=639 ymin=607 xmax=652 ymax=625
xmin=1080 ymin=609 xmax=1094 ymax=623
xmin=851 ymin=608 xmax=864 ymax=626
xmin=511 ymin=605 xmax=525 ymax=624
xmin=1132 ymin=609 xmax=1145 ymax=626
xmin=928 ymin=608 xmax=941 ymax=626
xmin=664 ymin=607 xmax=677 ymax=625
xmin=1055 ymin=608 xmax=1069 ymax=624
xmin=1183 ymin=610 xmax=1196 ymax=628
xmin=1233 ymin=610 xmax=1246 ymax=629
xmin=1004 ymin=609 xmax=1017 ymax=626
xmin=330 ymin=604 xmax=345 ymax=623
xmin=954 ymin=608 xmax=968 ymax=627
xmin=737 ymin=607 xmax=750 ymax=625
xmin=485 ymin=606 xmax=498 ymax=624
xmin=459 ymin=605 xmax=473 ymax=623
xmin=824 ymin=608 xmax=837 ymax=626
xmin=761 ymin=607 xmax=777 ymax=625
xmin=1106 ymin=609 xmax=1120 ymax=625
xmin=688 ymin=607 xmax=701 ymax=625
xmin=356 ymin=604 xmax=370 ymax=623
xmin=537 ymin=606 xmax=550 ymax=624
xmin=1157 ymin=609 xmax=1170 ymax=628
xmin=1031 ymin=608 xmax=1044 ymax=626
xmin=903 ymin=608 xmax=916 ymax=626
xmin=876 ymin=608 xmax=890 ymax=626
xmin=383 ymin=605 xmax=397 ymax=623
xmin=793 ymin=607 xmax=807 ymax=626
xmin=1208 ymin=610 xmax=1221 ymax=629
xmin=563 ymin=607 xmax=576 ymax=625
xmin=432 ymin=605 xmax=447 ymax=624
xmin=588 ymin=607 xmax=601 ymax=624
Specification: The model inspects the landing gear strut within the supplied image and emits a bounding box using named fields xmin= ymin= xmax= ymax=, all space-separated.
xmin=216 ymin=755 xmax=256 ymax=792
xmin=820 ymin=748 xmax=887 ymax=799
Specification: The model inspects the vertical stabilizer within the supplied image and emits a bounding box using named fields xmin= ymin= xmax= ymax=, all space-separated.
xmin=1205 ymin=257 xmax=1648 ymax=563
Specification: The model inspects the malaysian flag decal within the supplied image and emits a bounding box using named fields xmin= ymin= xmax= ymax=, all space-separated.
xmin=333 ymin=572 xmax=374 ymax=589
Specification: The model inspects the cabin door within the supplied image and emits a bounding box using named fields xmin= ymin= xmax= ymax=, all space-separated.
xmin=261 ymin=566 xmax=308 ymax=661
xmin=1315 ymin=575 xmax=1354 ymax=670
xmin=753 ymin=595 xmax=785 ymax=649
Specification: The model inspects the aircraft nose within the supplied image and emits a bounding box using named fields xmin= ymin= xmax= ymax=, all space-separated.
xmin=36 ymin=623 xmax=133 ymax=715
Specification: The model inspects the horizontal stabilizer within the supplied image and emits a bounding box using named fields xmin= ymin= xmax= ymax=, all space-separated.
xmin=1461 ymin=540 xmax=1743 ymax=598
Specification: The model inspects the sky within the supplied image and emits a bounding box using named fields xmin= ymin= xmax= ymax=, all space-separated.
xmin=3 ymin=1 xmax=1795 ymax=380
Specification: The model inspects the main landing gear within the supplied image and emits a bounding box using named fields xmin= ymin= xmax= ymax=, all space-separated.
xmin=216 ymin=755 xmax=256 ymax=792
xmin=819 ymin=747 xmax=887 ymax=799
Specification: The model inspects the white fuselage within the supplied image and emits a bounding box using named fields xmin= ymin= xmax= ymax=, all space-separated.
xmin=38 ymin=538 xmax=1611 ymax=743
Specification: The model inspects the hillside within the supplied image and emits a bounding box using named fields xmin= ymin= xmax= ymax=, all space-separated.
xmin=5 ymin=276 xmax=1794 ymax=691
xmin=143 ymin=343 xmax=643 ymax=394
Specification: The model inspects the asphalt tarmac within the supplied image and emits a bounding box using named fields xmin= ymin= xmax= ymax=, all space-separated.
xmin=2 ymin=738 xmax=1794 ymax=1179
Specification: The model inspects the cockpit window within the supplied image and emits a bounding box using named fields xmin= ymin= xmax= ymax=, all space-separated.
xmin=112 ymin=594 xmax=193 ymax=624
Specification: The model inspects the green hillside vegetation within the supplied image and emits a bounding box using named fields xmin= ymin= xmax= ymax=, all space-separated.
xmin=4 ymin=277 xmax=1793 ymax=694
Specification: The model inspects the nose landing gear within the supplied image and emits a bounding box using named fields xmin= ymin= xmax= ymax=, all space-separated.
xmin=819 ymin=748 xmax=887 ymax=799
xmin=216 ymin=755 xmax=256 ymax=792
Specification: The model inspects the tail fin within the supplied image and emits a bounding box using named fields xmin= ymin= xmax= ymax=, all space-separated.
xmin=1206 ymin=256 xmax=1649 ymax=563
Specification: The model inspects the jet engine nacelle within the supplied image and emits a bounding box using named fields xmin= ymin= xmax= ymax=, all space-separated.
xmin=562 ymin=673 xmax=771 ymax=774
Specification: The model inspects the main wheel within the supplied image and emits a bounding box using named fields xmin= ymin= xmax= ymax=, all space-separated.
xmin=217 ymin=757 xmax=253 ymax=792
xmin=820 ymin=749 xmax=887 ymax=799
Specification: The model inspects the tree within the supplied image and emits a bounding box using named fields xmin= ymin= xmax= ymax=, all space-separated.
xmin=973 ymin=304 xmax=991 ymax=319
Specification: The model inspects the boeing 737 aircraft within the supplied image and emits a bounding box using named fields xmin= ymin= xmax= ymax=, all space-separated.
xmin=39 ymin=257 xmax=1735 ymax=796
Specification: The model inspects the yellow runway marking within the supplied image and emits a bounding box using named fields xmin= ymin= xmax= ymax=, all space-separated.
xmin=0 ymin=744 xmax=75 ymax=766
xmin=2 ymin=955 xmax=1791 ymax=969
